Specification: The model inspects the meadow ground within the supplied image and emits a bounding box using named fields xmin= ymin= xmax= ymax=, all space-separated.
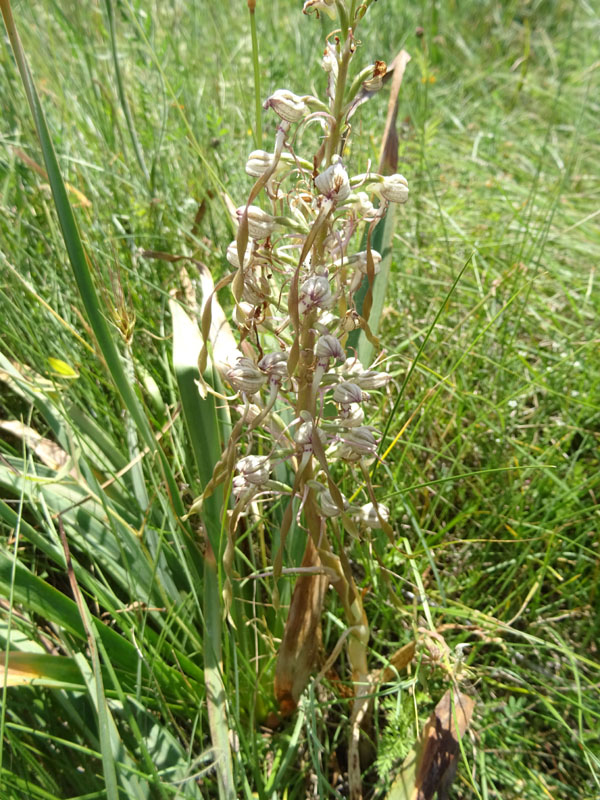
xmin=0 ymin=1 xmax=599 ymax=798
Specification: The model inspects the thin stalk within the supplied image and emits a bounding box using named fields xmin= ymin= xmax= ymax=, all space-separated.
xmin=325 ymin=30 xmax=353 ymax=164
xmin=248 ymin=0 xmax=262 ymax=148
xmin=104 ymin=0 xmax=151 ymax=188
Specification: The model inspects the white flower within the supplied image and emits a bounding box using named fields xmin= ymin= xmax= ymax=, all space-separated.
xmin=319 ymin=487 xmax=349 ymax=517
xmin=237 ymin=455 xmax=271 ymax=486
xmin=352 ymin=369 xmax=390 ymax=390
xmin=259 ymin=352 xmax=288 ymax=383
xmin=303 ymin=0 xmax=336 ymax=18
xmin=298 ymin=275 xmax=333 ymax=313
xmin=226 ymin=357 xmax=266 ymax=395
xmin=379 ymin=174 xmax=409 ymax=204
xmin=263 ymin=89 xmax=308 ymax=123
xmin=245 ymin=150 xmax=274 ymax=178
xmin=357 ymin=502 xmax=390 ymax=529
xmin=342 ymin=427 xmax=378 ymax=456
xmin=315 ymin=157 xmax=351 ymax=203
xmin=315 ymin=335 xmax=345 ymax=363
xmin=295 ymin=421 xmax=327 ymax=451
xmin=236 ymin=205 xmax=278 ymax=239
xmin=351 ymin=249 xmax=382 ymax=275
xmin=351 ymin=192 xmax=378 ymax=221
xmin=333 ymin=382 xmax=363 ymax=405
xmin=338 ymin=405 xmax=365 ymax=427
xmin=322 ymin=43 xmax=338 ymax=75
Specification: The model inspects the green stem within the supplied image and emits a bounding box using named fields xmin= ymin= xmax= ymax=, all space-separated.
xmin=325 ymin=29 xmax=353 ymax=164
xmin=105 ymin=0 xmax=151 ymax=188
xmin=248 ymin=0 xmax=262 ymax=147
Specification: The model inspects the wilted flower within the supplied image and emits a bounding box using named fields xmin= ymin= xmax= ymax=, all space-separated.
xmin=315 ymin=157 xmax=351 ymax=203
xmin=357 ymin=501 xmax=390 ymax=528
xmin=226 ymin=357 xmax=266 ymax=395
xmin=362 ymin=61 xmax=387 ymax=93
xmin=236 ymin=205 xmax=278 ymax=239
xmin=264 ymin=89 xmax=308 ymax=123
xmin=340 ymin=309 xmax=362 ymax=332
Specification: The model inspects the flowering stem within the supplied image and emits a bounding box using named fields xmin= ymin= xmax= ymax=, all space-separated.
xmin=248 ymin=0 xmax=262 ymax=147
xmin=325 ymin=30 xmax=353 ymax=165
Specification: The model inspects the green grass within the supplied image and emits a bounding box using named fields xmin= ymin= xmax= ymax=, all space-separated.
xmin=1 ymin=1 xmax=599 ymax=798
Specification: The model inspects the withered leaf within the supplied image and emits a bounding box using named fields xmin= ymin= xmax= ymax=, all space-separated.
xmin=274 ymin=536 xmax=328 ymax=715
xmin=387 ymin=689 xmax=475 ymax=800
xmin=415 ymin=689 xmax=475 ymax=800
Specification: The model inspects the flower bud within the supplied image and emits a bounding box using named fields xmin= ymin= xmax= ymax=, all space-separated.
xmin=315 ymin=157 xmax=351 ymax=203
xmin=357 ymin=501 xmax=390 ymax=529
xmin=263 ymin=89 xmax=308 ymax=123
xmin=236 ymin=205 xmax=278 ymax=239
xmin=379 ymin=174 xmax=409 ymax=204
xmin=259 ymin=352 xmax=288 ymax=383
xmin=245 ymin=150 xmax=274 ymax=178
xmin=333 ymin=382 xmax=363 ymax=405
xmin=315 ymin=334 xmax=345 ymax=363
xmin=226 ymin=357 xmax=266 ymax=395
xmin=298 ymin=275 xmax=333 ymax=313
xmin=237 ymin=455 xmax=271 ymax=486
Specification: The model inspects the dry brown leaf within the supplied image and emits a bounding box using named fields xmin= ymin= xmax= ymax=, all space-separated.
xmin=274 ymin=536 xmax=328 ymax=715
xmin=379 ymin=50 xmax=412 ymax=176
xmin=380 ymin=641 xmax=417 ymax=682
xmin=415 ymin=689 xmax=475 ymax=800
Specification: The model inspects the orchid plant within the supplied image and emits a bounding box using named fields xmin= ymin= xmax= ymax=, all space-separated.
xmin=192 ymin=1 xmax=410 ymax=795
